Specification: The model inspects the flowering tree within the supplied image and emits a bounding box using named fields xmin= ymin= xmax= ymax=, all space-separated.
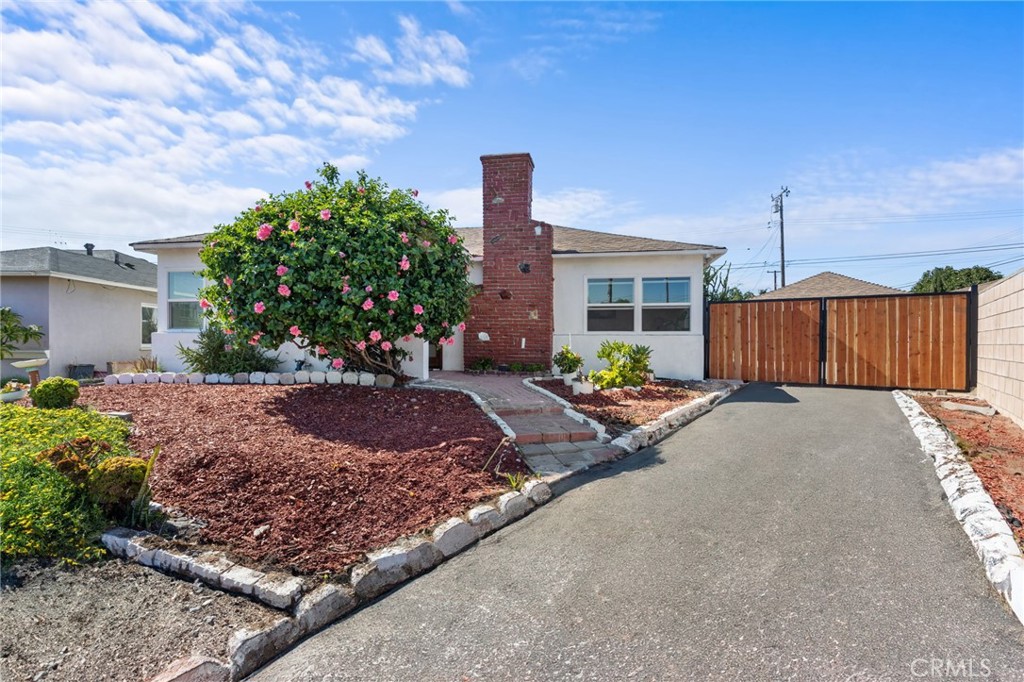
xmin=198 ymin=164 xmax=472 ymax=377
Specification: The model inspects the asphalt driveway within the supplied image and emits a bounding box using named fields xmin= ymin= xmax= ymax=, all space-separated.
xmin=251 ymin=384 xmax=1024 ymax=681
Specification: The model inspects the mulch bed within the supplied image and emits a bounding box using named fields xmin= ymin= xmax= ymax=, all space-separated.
xmin=914 ymin=395 xmax=1024 ymax=550
xmin=535 ymin=379 xmax=721 ymax=436
xmin=79 ymin=384 xmax=524 ymax=574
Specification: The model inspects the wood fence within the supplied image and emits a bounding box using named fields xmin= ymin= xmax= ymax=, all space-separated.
xmin=706 ymin=292 xmax=971 ymax=391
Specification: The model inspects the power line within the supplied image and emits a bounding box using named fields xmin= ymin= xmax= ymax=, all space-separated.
xmin=788 ymin=208 xmax=1024 ymax=225
xmin=725 ymin=243 xmax=1022 ymax=271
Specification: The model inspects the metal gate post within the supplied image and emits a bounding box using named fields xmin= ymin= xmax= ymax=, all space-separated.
xmin=703 ymin=299 xmax=711 ymax=380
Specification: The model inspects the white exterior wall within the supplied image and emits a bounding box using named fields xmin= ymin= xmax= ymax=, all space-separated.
xmin=552 ymin=253 xmax=706 ymax=380
xmin=0 ymin=276 xmax=50 ymax=379
xmin=438 ymin=261 xmax=483 ymax=372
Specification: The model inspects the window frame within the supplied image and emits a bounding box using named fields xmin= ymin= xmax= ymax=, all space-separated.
xmin=582 ymin=275 xmax=696 ymax=335
xmin=640 ymin=277 xmax=691 ymax=333
xmin=166 ymin=271 xmax=205 ymax=332
xmin=585 ymin=277 xmax=636 ymax=332
xmin=141 ymin=303 xmax=157 ymax=349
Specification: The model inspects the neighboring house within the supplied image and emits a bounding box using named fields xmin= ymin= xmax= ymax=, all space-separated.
xmin=0 ymin=245 xmax=158 ymax=379
xmin=751 ymin=272 xmax=904 ymax=300
xmin=131 ymin=153 xmax=726 ymax=379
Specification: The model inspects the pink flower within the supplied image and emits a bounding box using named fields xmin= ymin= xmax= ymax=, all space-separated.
xmin=357 ymin=186 xmax=366 ymax=195
xmin=447 ymin=337 xmax=456 ymax=346
xmin=365 ymin=285 xmax=373 ymax=292
xmin=288 ymin=219 xmax=300 ymax=233
xmin=361 ymin=298 xmax=374 ymax=311
xmin=399 ymin=255 xmax=410 ymax=271
xmin=316 ymin=345 xmax=329 ymax=355
xmin=414 ymin=323 xmax=424 ymax=335
xmin=438 ymin=336 xmax=447 ymax=345
xmin=388 ymin=309 xmax=395 ymax=316
xmin=248 ymin=337 xmax=259 ymax=346
xmin=341 ymin=284 xmax=351 ymax=294
xmin=422 ymin=240 xmax=431 ymax=248
xmin=338 ymin=251 xmax=346 ymax=258
xmin=442 ymin=321 xmax=448 ymax=328
xmin=458 ymin=321 xmax=467 ymax=332
xmin=254 ymin=301 xmax=266 ymax=314
xmin=400 ymin=232 xmax=409 ymax=244
xmin=403 ymin=335 xmax=412 ymax=342
xmin=305 ymin=180 xmax=312 ymax=190
xmin=320 ymin=209 xmax=331 ymax=220
xmin=255 ymin=204 xmax=263 ymax=212
xmin=276 ymin=265 xmax=289 ymax=276
xmin=224 ymin=329 xmax=233 ymax=335
xmin=278 ymin=284 xmax=291 ymax=297
xmin=356 ymin=340 xmax=367 ymax=351
xmin=223 ymin=276 xmax=233 ymax=287
xmin=381 ymin=341 xmax=393 ymax=351
xmin=224 ymin=344 xmax=232 ymax=351
xmin=448 ymin=234 xmax=458 ymax=245
xmin=257 ymin=224 xmax=273 ymax=241
xmin=413 ymin=304 xmax=424 ymax=315
xmin=199 ymin=298 xmax=211 ymax=310
xmin=387 ymin=290 xmax=399 ymax=301
xmin=411 ymin=189 xmax=419 ymax=197
xmin=369 ymin=330 xmax=382 ymax=342
xmin=332 ymin=358 xmax=344 ymax=369
xmin=289 ymin=325 xmax=301 ymax=337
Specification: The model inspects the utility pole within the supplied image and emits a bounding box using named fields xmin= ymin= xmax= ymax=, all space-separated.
xmin=772 ymin=187 xmax=790 ymax=287
xmin=769 ymin=269 xmax=781 ymax=290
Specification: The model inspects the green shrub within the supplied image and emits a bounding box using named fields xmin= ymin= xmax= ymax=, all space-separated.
xmin=88 ymin=457 xmax=148 ymax=517
xmin=551 ymin=345 xmax=583 ymax=375
xmin=30 ymin=377 xmax=80 ymax=409
xmin=176 ymin=325 xmax=279 ymax=374
xmin=0 ymin=404 xmax=131 ymax=564
xmin=588 ymin=341 xmax=653 ymax=389
xmin=469 ymin=357 xmax=494 ymax=371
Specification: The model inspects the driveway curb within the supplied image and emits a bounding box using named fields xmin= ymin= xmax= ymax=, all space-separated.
xmin=893 ymin=390 xmax=1024 ymax=627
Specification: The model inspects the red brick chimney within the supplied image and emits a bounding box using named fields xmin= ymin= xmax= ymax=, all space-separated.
xmin=464 ymin=153 xmax=554 ymax=369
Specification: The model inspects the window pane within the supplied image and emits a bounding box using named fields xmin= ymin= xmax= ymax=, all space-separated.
xmin=642 ymin=277 xmax=690 ymax=304
xmin=169 ymin=301 xmax=202 ymax=330
xmin=168 ymin=272 xmax=203 ymax=299
xmin=587 ymin=278 xmax=634 ymax=305
xmin=642 ymin=306 xmax=690 ymax=332
xmin=587 ymin=307 xmax=634 ymax=332
xmin=141 ymin=307 xmax=157 ymax=344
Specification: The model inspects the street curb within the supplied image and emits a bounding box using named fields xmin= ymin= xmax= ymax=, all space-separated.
xmin=892 ymin=390 xmax=1024 ymax=627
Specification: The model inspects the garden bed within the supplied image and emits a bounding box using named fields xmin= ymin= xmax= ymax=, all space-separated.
xmin=534 ymin=379 xmax=727 ymax=436
xmin=79 ymin=383 xmax=524 ymax=573
xmin=913 ymin=395 xmax=1024 ymax=551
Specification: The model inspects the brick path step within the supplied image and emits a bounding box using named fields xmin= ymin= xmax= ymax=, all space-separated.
xmin=501 ymin=413 xmax=597 ymax=444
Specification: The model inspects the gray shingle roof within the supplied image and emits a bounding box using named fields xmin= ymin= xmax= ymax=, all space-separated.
xmin=1 ymin=247 xmax=157 ymax=289
xmin=131 ymin=233 xmax=208 ymax=250
xmin=751 ymin=272 xmax=904 ymax=300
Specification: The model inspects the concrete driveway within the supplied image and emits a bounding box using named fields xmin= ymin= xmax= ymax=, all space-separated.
xmin=251 ymin=384 xmax=1024 ymax=681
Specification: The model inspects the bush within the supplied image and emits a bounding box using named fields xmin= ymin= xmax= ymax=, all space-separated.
xmin=30 ymin=377 xmax=80 ymax=409
xmin=36 ymin=437 xmax=112 ymax=487
xmin=588 ymin=341 xmax=653 ymax=389
xmin=88 ymin=457 xmax=148 ymax=517
xmin=177 ymin=325 xmax=279 ymax=374
xmin=0 ymin=404 xmax=131 ymax=564
xmin=552 ymin=345 xmax=583 ymax=375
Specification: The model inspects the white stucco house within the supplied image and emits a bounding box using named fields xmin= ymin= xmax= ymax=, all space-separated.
xmin=131 ymin=153 xmax=726 ymax=380
xmin=0 ymin=245 xmax=158 ymax=379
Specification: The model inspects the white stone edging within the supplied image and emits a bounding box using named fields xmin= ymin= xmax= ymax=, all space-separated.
xmin=406 ymin=381 xmax=518 ymax=442
xmin=102 ymin=371 xmax=397 ymax=388
xmin=522 ymin=377 xmax=611 ymax=442
xmin=609 ymin=383 xmax=742 ymax=452
xmin=892 ymin=390 xmax=1024 ymax=627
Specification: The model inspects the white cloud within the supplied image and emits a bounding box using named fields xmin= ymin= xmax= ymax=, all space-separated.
xmin=352 ymin=35 xmax=393 ymax=65
xmin=423 ymin=186 xmax=638 ymax=228
xmin=355 ymin=16 xmax=471 ymax=88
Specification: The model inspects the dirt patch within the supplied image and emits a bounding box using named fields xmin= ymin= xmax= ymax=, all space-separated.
xmin=79 ymin=383 xmax=524 ymax=574
xmin=914 ymin=395 xmax=1024 ymax=550
xmin=535 ymin=379 xmax=725 ymax=436
xmin=0 ymin=558 xmax=277 ymax=682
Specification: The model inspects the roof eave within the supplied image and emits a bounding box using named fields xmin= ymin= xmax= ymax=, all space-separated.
xmin=552 ymin=248 xmax=727 ymax=259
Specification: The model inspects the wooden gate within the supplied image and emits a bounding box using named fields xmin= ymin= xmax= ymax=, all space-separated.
xmin=706 ymin=292 xmax=972 ymax=391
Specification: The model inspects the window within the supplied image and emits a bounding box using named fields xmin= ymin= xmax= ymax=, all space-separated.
xmin=141 ymin=304 xmax=157 ymax=347
xmin=167 ymin=271 xmax=204 ymax=330
xmin=641 ymin=277 xmax=690 ymax=331
xmin=587 ymin=278 xmax=635 ymax=331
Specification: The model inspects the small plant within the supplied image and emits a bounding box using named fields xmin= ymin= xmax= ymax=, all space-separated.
xmin=588 ymin=341 xmax=652 ymax=389
xmin=509 ymin=362 xmax=524 ymax=372
xmin=1 ymin=380 xmax=28 ymax=394
xmin=128 ymin=446 xmax=161 ymax=528
xmin=0 ymin=307 xmax=44 ymax=359
xmin=2 ymin=376 xmax=29 ymax=388
xmin=132 ymin=356 xmax=162 ymax=373
xmin=469 ymin=357 xmax=495 ymax=371
xmin=36 ymin=437 xmax=111 ymax=487
xmin=88 ymin=456 xmax=149 ymax=519
xmin=30 ymin=377 xmax=80 ymax=409
xmin=552 ymin=345 xmax=584 ymax=376
xmin=177 ymin=325 xmax=279 ymax=374
xmin=505 ymin=471 xmax=529 ymax=491
xmin=525 ymin=363 xmax=546 ymax=373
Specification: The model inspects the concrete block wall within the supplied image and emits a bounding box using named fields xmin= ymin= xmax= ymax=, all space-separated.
xmin=976 ymin=269 xmax=1024 ymax=427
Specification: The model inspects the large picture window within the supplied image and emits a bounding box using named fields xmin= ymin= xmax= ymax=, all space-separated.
xmin=641 ymin=277 xmax=690 ymax=331
xmin=587 ymin=278 xmax=635 ymax=331
xmin=141 ymin=304 xmax=157 ymax=347
xmin=168 ymin=272 xmax=204 ymax=330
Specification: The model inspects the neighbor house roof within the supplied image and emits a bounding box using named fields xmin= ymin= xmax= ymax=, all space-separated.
xmin=1 ymin=247 xmax=157 ymax=290
xmin=751 ymin=272 xmax=904 ymax=300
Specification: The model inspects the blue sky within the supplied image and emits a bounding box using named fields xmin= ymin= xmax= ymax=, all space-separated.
xmin=2 ymin=1 xmax=1021 ymax=291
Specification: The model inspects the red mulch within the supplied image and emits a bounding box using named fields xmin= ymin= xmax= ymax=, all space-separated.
xmin=535 ymin=379 xmax=718 ymax=436
xmin=79 ymin=384 xmax=524 ymax=574
xmin=914 ymin=395 xmax=1024 ymax=550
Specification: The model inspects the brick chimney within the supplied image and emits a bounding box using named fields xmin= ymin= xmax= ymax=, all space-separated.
xmin=464 ymin=153 xmax=554 ymax=368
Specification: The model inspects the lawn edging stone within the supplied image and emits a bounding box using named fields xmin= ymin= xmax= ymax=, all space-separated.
xmin=99 ymin=371 xmax=404 ymax=390
xmin=608 ymin=382 xmax=743 ymax=453
xmin=893 ymin=390 xmax=1024 ymax=627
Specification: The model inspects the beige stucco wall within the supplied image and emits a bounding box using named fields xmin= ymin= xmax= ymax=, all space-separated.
xmin=552 ymin=253 xmax=707 ymax=379
xmin=976 ymin=270 xmax=1024 ymax=427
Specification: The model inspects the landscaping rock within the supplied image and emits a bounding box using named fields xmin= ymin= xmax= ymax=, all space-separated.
xmin=326 ymin=371 xmax=342 ymax=384
xmin=103 ymin=375 xmax=118 ymax=385
xmin=295 ymin=584 xmax=356 ymax=634
xmin=190 ymin=552 xmax=236 ymax=586
xmin=116 ymin=373 xmax=133 ymax=384
xmin=145 ymin=373 xmax=161 ymax=384
xmin=150 ymin=656 xmax=229 ymax=682
xmin=100 ymin=527 xmax=138 ymax=557
xmin=188 ymin=373 xmax=205 ymax=385
xmin=217 ymin=373 xmax=233 ymax=384
xmin=264 ymin=373 xmax=280 ymax=385
xmin=228 ymin=618 xmax=297 ymax=680
xmin=174 ymin=373 xmax=189 ymax=384
xmin=342 ymin=371 xmax=358 ymax=385
xmin=279 ymin=372 xmax=295 ymax=385
xmin=941 ymin=400 xmax=997 ymax=417
xmin=204 ymin=374 xmax=220 ymax=384
xmin=233 ymin=373 xmax=249 ymax=384
xmin=358 ymin=372 xmax=375 ymax=386
xmin=467 ymin=505 xmax=504 ymax=534
xmin=148 ymin=548 xmax=190 ymax=575
xmin=253 ymin=573 xmax=305 ymax=610
xmin=375 ymin=374 xmax=396 ymax=388
xmin=220 ymin=565 xmax=266 ymax=596
xmin=352 ymin=539 xmax=443 ymax=600
xmin=248 ymin=372 xmax=266 ymax=384
xmin=159 ymin=372 xmax=175 ymax=384
xmin=132 ymin=373 xmax=149 ymax=384
xmin=497 ymin=491 xmax=532 ymax=521
xmin=431 ymin=518 xmax=478 ymax=558
xmin=294 ymin=370 xmax=310 ymax=383
xmin=310 ymin=371 xmax=326 ymax=384
xmin=522 ymin=480 xmax=553 ymax=505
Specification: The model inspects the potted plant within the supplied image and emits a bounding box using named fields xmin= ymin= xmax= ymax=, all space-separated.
xmin=1 ymin=379 xmax=29 ymax=403
xmin=573 ymin=373 xmax=595 ymax=395
xmin=552 ymin=345 xmax=583 ymax=385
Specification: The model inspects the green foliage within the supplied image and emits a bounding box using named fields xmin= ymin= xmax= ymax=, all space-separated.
xmin=30 ymin=377 xmax=80 ymax=409
xmin=198 ymin=164 xmax=474 ymax=377
xmin=37 ymin=437 xmax=111 ymax=487
xmin=911 ymin=265 xmax=1002 ymax=294
xmin=0 ymin=404 xmax=131 ymax=564
xmin=176 ymin=325 xmax=279 ymax=374
xmin=505 ymin=471 xmax=529 ymax=491
xmin=525 ymin=363 xmax=545 ymax=373
xmin=551 ymin=345 xmax=584 ymax=375
xmin=0 ymin=307 xmax=44 ymax=360
xmin=588 ymin=341 xmax=653 ymax=389
xmin=703 ymin=262 xmax=759 ymax=302
xmin=88 ymin=457 xmax=148 ymax=518
xmin=469 ymin=357 xmax=495 ymax=371
xmin=128 ymin=446 xmax=161 ymax=529
xmin=2 ymin=376 xmax=29 ymax=388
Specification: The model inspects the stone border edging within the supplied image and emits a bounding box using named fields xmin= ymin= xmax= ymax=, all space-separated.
xmin=101 ymin=370 xmax=396 ymax=388
xmin=892 ymin=390 xmax=1024 ymax=627
xmin=121 ymin=482 xmax=554 ymax=681
xmin=406 ymin=381 xmax=518 ymax=441
xmin=521 ymin=378 xmax=611 ymax=442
